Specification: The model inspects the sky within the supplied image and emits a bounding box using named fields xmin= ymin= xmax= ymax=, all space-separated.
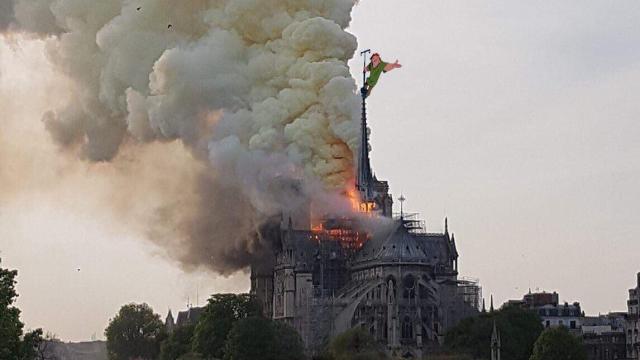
xmin=2 ymin=0 xmax=640 ymax=341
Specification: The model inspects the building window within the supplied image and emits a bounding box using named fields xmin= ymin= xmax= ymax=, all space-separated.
xmin=545 ymin=320 xmax=550 ymax=328
xmin=402 ymin=317 xmax=413 ymax=339
xmin=570 ymin=320 xmax=576 ymax=329
xmin=403 ymin=275 xmax=416 ymax=299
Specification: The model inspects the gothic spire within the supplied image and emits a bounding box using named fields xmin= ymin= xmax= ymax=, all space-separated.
xmin=491 ymin=321 xmax=501 ymax=360
xmin=356 ymin=87 xmax=374 ymax=201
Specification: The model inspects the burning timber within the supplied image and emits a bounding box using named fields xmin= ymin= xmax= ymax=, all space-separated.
xmin=249 ymin=89 xmax=481 ymax=358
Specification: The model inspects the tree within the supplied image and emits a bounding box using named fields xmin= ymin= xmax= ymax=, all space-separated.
xmin=105 ymin=303 xmax=166 ymax=360
xmin=160 ymin=324 xmax=195 ymax=360
xmin=0 ymin=258 xmax=45 ymax=360
xmin=529 ymin=326 xmax=587 ymax=360
xmin=191 ymin=294 xmax=260 ymax=359
xmin=223 ymin=317 xmax=304 ymax=360
xmin=271 ymin=321 xmax=305 ymax=360
xmin=325 ymin=327 xmax=388 ymax=360
xmin=30 ymin=331 xmax=59 ymax=360
xmin=0 ymin=259 xmax=24 ymax=360
xmin=445 ymin=306 xmax=543 ymax=360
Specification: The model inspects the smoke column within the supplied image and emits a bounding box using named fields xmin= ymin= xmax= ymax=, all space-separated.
xmin=2 ymin=0 xmax=362 ymax=273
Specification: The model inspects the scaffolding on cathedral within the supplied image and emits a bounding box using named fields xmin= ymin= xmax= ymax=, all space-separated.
xmin=457 ymin=277 xmax=483 ymax=311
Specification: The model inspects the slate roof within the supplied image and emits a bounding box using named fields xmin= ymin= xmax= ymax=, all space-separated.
xmin=175 ymin=307 xmax=204 ymax=326
xmin=353 ymin=220 xmax=432 ymax=266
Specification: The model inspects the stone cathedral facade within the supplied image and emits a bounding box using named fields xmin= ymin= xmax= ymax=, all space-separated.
xmin=250 ymin=91 xmax=480 ymax=358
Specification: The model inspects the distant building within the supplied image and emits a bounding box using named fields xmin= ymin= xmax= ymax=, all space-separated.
xmin=581 ymin=313 xmax=627 ymax=360
xmin=165 ymin=306 xmax=204 ymax=332
xmin=41 ymin=341 xmax=107 ymax=360
xmin=626 ymin=272 xmax=640 ymax=359
xmin=165 ymin=309 xmax=175 ymax=334
xmin=507 ymin=291 xmax=583 ymax=331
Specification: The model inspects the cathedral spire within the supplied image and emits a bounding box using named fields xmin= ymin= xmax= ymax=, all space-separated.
xmin=444 ymin=217 xmax=449 ymax=234
xmin=357 ymin=86 xmax=374 ymax=201
xmin=356 ymin=49 xmax=374 ymax=202
xmin=490 ymin=294 xmax=495 ymax=312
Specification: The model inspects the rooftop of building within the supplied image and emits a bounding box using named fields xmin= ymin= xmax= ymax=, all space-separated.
xmin=351 ymin=218 xmax=457 ymax=270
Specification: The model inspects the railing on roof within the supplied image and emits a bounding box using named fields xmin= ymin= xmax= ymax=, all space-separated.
xmin=393 ymin=212 xmax=427 ymax=234
xmin=457 ymin=277 xmax=482 ymax=311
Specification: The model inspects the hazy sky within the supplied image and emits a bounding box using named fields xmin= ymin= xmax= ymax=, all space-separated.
xmin=2 ymin=1 xmax=640 ymax=342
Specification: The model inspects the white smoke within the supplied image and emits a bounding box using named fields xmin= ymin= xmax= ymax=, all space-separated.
xmin=4 ymin=0 xmax=362 ymax=272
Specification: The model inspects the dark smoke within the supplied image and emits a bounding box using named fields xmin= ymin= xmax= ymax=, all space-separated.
xmin=0 ymin=0 xmax=15 ymax=32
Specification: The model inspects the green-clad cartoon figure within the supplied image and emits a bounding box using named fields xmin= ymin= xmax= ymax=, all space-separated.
xmin=363 ymin=52 xmax=402 ymax=98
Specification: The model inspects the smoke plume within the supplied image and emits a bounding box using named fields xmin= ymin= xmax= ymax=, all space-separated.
xmin=3 ymin=0 xmax=362 ymax=273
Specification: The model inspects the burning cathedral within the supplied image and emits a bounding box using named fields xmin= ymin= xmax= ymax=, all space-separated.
xmin=250 ymin=89 xmax=481 ymax=358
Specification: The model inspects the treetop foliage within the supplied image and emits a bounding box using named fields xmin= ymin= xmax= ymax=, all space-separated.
xmin=325 ymin=327 xmax=388 ymax=360
xmin=445 ymin=305 xmax=543 ymax=360
xmin=530 ymin=326 xmax=587 ymax=360
xmin=0 ymin=258 xmax=44 ymax=360
xmin=223 ymin=316 xmax=304 ymax=360
xmin=192 ymin=293 xmax=261 ymax=359
xmin=105 ymin=303 xmax=165 ymax=360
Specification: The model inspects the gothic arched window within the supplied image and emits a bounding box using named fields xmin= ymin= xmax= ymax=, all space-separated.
xmin=403 ymin=275 xmax=416 ymax=299
xmin=402 ymin=316 xmax=413 ymax=339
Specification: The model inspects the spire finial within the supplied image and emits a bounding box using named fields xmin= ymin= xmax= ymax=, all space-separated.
xmin=445 ymin=217 xmax=449 ymax=234
xmin=398 ymin=194 xmax=406 ymax=219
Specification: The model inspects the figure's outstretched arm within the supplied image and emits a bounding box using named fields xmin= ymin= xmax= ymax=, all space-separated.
xmin=384 ymin=60 xmax=402 ymax=72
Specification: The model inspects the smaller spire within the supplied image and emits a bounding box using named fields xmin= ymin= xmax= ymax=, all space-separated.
xmin=490 ymin=294 xmax=495 ymax=312
xmin=482 ymin=298 xmax=486 ymax=313
xmin=491 ymin=321 xmax=501 ymax=360
xmin=491 ymin=320 xmax=501 ymax=360
xmin=491 ymin=321 xmax=498 ymax=342
xmin=398 ymin=194 xmax=406 ymax=219
xmin=444 ymin=217 xmax=448 ymax=234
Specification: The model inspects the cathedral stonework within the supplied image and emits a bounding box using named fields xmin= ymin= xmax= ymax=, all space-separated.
xmin=251 ymin=212 xmax=479 ymax=357
xmin=250 ymin=91 xmax=480 ymax=358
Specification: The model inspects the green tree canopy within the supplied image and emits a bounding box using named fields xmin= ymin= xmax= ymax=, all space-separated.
xmin=105 ymin=303 xmax=165 ymax=360
xmin=223 ymin=317 xmax=304 ymax=360
xmin=445 ymin=306 xmax=543 ymax=360
xmin=160 ymin=324 xmax=195 ymax=360
xmin=271 ymin=321 xmax=305 ymax=360
xmin=191 ymin=293 xmax=260 ymax=359
xmin=530 ymin=326 xmax=587 ymax=360
xmin=0 ymin=258 xmax=44 ymax=360
xmin=0 ymin=259 xmax=23 ymax=360
xmin=326 ymin=327 xmax=388 ymax=360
